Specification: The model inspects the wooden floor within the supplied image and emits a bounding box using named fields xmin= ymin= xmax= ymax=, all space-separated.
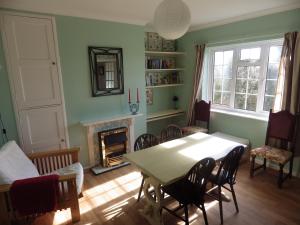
xmin=34 ymin=162 xmax=300 ymax=225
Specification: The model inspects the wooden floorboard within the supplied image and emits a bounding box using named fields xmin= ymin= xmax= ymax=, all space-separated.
xmin=33 ymin=162 xmax=300 ymax=225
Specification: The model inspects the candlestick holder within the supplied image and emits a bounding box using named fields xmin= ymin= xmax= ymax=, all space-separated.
xmin=128 ymin=102 xmax=139 ymax=115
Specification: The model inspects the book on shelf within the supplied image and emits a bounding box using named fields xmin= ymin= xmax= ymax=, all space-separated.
xmin=145 ymin=57 xmax=176 ymax=69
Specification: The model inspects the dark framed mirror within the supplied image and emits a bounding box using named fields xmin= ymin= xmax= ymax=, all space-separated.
xmin=88 ymin=46 xmax=124 ymax=96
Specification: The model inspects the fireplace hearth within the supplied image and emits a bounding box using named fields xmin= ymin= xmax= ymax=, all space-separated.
xmin=98 ymin=127 xmax=128 ymax=167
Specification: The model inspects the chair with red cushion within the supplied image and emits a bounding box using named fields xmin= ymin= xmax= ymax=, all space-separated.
xmin=250 ymin=109 xmax=297 ymax=188
xmin=182 ymin=100 xmax=211 ymax=135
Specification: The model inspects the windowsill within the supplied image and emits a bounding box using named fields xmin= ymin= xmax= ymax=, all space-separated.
xmin=211 ymin=108 xmax=269 ymax=122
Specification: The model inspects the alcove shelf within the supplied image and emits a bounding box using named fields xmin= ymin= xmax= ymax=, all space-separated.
xmin=145 ymin=68 xmax=185 ymax=72
xmin=146 ymin=83 xmax=184 ymax=89
xmin=145 ymin=51 xmax=186 ymax=56
xmin=147 ymin=109 xmax=185 ymax=123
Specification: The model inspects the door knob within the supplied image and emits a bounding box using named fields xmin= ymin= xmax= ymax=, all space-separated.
xmin=52 ymin=62 xmax=56 ymax=65
xmin=61 ymin=139 xmax=65 ymax=142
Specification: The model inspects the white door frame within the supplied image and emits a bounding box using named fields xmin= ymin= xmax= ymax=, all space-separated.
xmin=0 ymin=10 xmax=70 ymax=149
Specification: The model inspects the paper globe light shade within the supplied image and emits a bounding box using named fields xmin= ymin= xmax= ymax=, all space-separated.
xmin=153 ymin=0 xmax=191 ymax=40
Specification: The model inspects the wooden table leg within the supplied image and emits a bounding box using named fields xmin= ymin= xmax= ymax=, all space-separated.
xmin=139 ymin=176 xmax=164 ymax=225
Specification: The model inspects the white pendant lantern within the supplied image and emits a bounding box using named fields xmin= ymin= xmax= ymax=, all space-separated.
xmin=153 ymin=0 xmax=191 ymax=40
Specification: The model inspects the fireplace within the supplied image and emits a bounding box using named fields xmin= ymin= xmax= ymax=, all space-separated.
xmin=98 ymin=127 xmax=128 ymax=167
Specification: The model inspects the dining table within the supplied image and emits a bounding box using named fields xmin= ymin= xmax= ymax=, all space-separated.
xmin=123 ymin=132 xmax=245 ymax=225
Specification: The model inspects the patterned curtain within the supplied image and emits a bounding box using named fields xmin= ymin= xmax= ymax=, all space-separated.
xmin=274 ymin=31 xmax=300 ymax=155
xmin=187 ymin=44 xmax=205 ymax=126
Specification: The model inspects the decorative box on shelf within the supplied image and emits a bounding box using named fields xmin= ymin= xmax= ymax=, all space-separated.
xmin=145 ymin=32 xmax=176 ymax=52
xmin=145 ymin=72 xmax=181 ymax=87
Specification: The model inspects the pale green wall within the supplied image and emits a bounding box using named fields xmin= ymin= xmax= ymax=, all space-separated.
xmin=177 ymin=8 xmax=300 ymax=175
xmin=56 ymin=16 xmax=146 ymax=166
xmin=0 ymin=13 xmax=146 ymax=166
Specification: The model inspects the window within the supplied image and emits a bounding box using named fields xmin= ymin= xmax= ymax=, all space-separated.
xmin=207 ymin=39 xmax=283 ymax=117
xmin=105 ymin=62 xmax=117 ymax=89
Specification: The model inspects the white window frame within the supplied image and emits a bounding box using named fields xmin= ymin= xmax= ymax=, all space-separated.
xmin=206 ymin=38 xmax=283 ymax=120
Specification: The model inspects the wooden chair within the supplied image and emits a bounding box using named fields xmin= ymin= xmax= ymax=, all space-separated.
xmin=207 ymin=145 xmax=245 ymax=224
xmin=0 ymin=148 xmax=81 ymax=225
xmin=162 ymin=158 xmax=216 ymax=225
xmin=134 ymin=133 xmax=159 ymax=201
xmin=182 ymin=100 xmax=211 ymax=135
xmin=160 ymin=124 xmax=183 ymax=143
xmin=250 ymin=110 xmax=297 ymax=188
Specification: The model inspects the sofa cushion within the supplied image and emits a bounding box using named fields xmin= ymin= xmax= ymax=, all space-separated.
xmin=54 ymin=162 xmax=84 ymax=194
xmin=0 ymin=141 xmax=40 ymax=185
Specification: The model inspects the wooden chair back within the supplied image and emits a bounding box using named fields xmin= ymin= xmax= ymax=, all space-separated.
xmin=134 ymin=133 xmax=159 ymax=151
xmin=184 ymin=158 xmax=215 ymax=205
xmin=265 ymin=109 xmax=297 ymax=150
xmin=27 ymin=148 xmax=79 ymax=175
xmin=215 ymin=145 xmax=245 ymax=185
xmin=193 ymin=100 xmax=211 ymax=129
xmin=160 ymin=124 xmax=183 ymax=142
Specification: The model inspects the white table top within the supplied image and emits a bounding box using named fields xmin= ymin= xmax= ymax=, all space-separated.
xmin=124 ymin=132 xmax=244 ymax=185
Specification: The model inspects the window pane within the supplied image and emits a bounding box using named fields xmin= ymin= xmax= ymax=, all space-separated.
xmin=241 ymin=47 xmax=261 ymax=60
xmin=263 ymin=45 xmax=282 ymax=111
xmin=222 ymin=92 xmax=231 ymax=106
xmin=263 ymin=96 xmax=275 ymax=111
xmin=265 ymin=80 xmax=277 ymax=95
xmin=223 ymin=79 xmax=232 ymax=91
xmin=249 ymin=66 xmax=260 ymax=79
xmin=213 ymin=92 xmax=221 ymax=104
xmin=234 ymin=94 xmax=245 ymax=109
xmin=214 ymin=78 xmax=222 ymax=91
xmin=223 ymin=65 xmax=232 ymax=78
xmin=215 ymin=52 xmax=223 ymax=65
xmin=223 ymin=51 xmax=233 ymax=65
xmin=235 ymin=79 xmax=247 ymax=93
xmin=250 ymin=48 xmax=261 ymax=60
xmin=248 ymin=80 xmax=258 ymax=94
xmin=214 ymin=66 xmax=222 ymax=77
xmin=267 ymin=63 xmax=279 ymax=79
xmin=240 ymin=49 xmax=250 ymax=60
xmin=237 ymin=66 xmax=248 ymax=78
xmin=246 ymin=95 xmax=257 ymax=111
xmin=269 ymin=46 xmax=282 ymax=63
xmin=213 ymin=50 xmax=234 ymax=107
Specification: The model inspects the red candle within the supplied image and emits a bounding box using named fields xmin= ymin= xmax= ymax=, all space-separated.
xmin=128 ymin=88 xmax=131 ymax=103
xmin=137 ymin=88 xmax=139 ymax=103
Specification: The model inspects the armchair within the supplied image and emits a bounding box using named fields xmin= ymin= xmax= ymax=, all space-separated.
xmin=0 ymin=141 xmax=82 ymax=224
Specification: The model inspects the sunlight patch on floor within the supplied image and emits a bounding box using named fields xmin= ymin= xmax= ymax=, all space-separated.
xmin=102 ymin=198 xmax=130 ymax=220
xmin=53 ymin=171 xmax=141 ymax=225
xmin=53 ymin=209 xmax=71 ymax=225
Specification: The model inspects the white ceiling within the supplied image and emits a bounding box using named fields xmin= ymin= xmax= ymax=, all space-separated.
xmin=1 ymin=0 xmax=299 ymax=31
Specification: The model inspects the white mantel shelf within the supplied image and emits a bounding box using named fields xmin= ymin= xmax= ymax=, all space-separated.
xmin=81 ymin=113 xmax=143 ymax=167
xmin=81 ymin=113 xmax=143 ymax=127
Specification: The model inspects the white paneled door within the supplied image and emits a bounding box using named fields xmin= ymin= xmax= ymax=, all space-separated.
xmin=2 ymin=13 xmax=68 ymax=153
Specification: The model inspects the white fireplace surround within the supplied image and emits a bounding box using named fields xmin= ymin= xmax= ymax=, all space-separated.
xmin=81 ymin=114 xmax=142 ymax=167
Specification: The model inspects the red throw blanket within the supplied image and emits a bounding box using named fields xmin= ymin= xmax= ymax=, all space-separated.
xmin=10 ymin=174 xmax=59 ymax=216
